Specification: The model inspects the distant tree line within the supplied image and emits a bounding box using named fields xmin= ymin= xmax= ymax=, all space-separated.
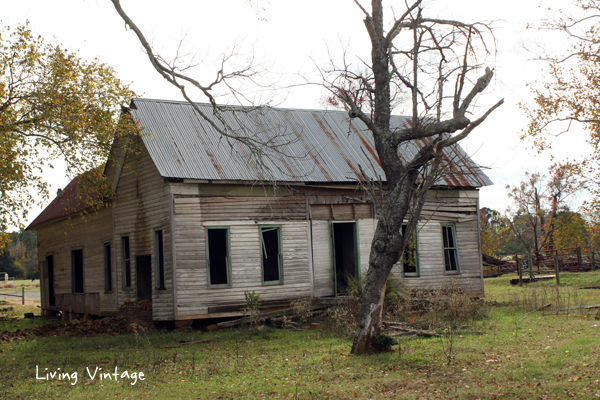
xmin=480 ymin=167 xmax=599 ymax=259
xmin=0 ymin=230 xmax=38 ymax=280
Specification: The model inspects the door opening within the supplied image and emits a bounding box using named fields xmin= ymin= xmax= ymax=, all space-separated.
xmin=46 ymin=255 xmax=55 ymax=306
xmin=136 ymin=255 xmax=152 ymax=301
xmin=332 ymin=222 xmax=358 ymax=295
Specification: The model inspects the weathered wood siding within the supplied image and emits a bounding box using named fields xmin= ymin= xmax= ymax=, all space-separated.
xmin=36 ymin=207 xmax=115 ymax=315
xmin=112 ymin=140 xmax=173 ymax=320
xmin=358 ymin=218 xmax=377 ymax=276
xmin=172 ymin=191 xmax=312 ymax=319
xmin=311 ymin=220 xmax=334 ymax=297
xmin=391 ymin=190 xmax=484 ymax=292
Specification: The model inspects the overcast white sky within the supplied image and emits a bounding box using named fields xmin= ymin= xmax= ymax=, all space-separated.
xmin=4 ymin=0 xmax=590 ymax=227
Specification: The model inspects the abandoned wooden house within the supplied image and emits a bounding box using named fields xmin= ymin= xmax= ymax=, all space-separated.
xmin=29 ymin=98 xmax=492 ymax=322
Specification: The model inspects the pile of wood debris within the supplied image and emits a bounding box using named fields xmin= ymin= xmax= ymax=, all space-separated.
xmin=0 ymin=317 xmax=146 ymax=343
xmin=383 ymin=319 xmax=440 ymax=338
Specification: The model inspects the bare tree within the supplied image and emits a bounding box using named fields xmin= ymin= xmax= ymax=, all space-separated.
xmin=109 ymin=0 xmax=300 ymax=175
xmin=506 ymin=166 xmax=582 ymax=253
xmin=110 ymin=0 xmax=502 ymax=354
xmin=321 ymin=1 xmax=502 ymax=353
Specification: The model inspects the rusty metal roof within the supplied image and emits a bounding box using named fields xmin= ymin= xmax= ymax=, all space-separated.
xmin=130 ymin=98 xmax=492 ymax=187
xmin=27 ymin=170 xmax=103 ymax=230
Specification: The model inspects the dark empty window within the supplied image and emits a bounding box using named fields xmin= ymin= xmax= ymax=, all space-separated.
xmin=206 ymin=228 xmax=230 ymax=286
xmin=104 ymin=243 xmax=112 ymax=292
xmin=154 ymin=230 xmax=165 ymax=290
xmin=122 ymin=236 xmax=131 ymax=288
xmin=442 ymin=223 xmax=459 ymax=272
xmin=46 ymin=255 xmax=55 ymax=306
xmin=401 ymin=223 xmax=419 ymax=276
xmin=71 ymin=249 xmax=84 ymax=293
xmin=260 ymin=226 xmax=282 ymax=284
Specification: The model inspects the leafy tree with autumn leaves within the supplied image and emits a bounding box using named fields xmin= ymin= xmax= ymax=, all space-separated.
xmin=479 ymin=207 xmax=517 ymax=258
xmin=0 ymin=24 xmax=135 ymax=249
xmin=521 ymin=0 xmax=600 ymax=223
xmin=481 ymin=164 xmax=595 ymax=257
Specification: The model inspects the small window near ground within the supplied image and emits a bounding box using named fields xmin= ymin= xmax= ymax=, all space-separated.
xmin=154 ymin=230 xmax=166 ymax=290
xmin=122 ymin=236 xmax=131 ymax=288
xmin=442 ymin=223 xmax=459 ymax=272
xmin=260 ymin=226 xmax=282 ymax=284
xmin=206 ymin=228 xmax=230 ymax=286
xmin=401 ymin=223 xmax=419 ymax=276
xmin=71 ymin=249 xmax=84 ymax=293
xmin=104 ymin=243 xmax=112 ymax=292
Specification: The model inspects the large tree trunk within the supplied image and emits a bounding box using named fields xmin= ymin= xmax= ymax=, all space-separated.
xmin=351 ymin=218 xmax=401 ymax=354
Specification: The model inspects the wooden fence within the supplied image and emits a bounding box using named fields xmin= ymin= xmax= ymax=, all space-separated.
xmin=0 ymin=287 xmax=25 ymax=305
xmin=484 ymin=247 xmax=598 ymax=278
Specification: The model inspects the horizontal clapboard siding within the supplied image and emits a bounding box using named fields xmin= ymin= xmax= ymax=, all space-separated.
xmin=390 ymin=193 xmax=483 ymax=291
xmin=113 ymin=141 xmax=174 ymax=320
xmin=36 ymin=207 xmax=117 ymax=315
xmin=172 ymin=195 xmax=312 ymax=318
xmin=312 ymin=220 xmax=334 ymax=297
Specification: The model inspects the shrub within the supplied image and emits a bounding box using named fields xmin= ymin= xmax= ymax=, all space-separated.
xmin=374 ymin=333 xmax=398 ymax=350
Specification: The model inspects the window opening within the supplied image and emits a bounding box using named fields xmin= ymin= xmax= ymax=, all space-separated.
xmin=122 ymin=236 xmax=131 ymax=288
xmin=401 ymin=223 xmax=419 ymax=276
xmin=154 ymin=231 xmax=165 ymax=289
xmin=207 ymin=228 xmax=230 ymax=286
xmin=442 ymin=224 xmax=459 ymax=272
xmin=260 ymin=226 xmax=282 ymax=283
xmin=104 ymin=243 xmax=112 ymax=292
xmin=71 ymin=249 xmax=84 ymax=293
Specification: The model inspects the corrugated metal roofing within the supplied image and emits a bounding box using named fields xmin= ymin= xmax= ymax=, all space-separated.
xmin=130 ymin=98 xmax=492 ymax=187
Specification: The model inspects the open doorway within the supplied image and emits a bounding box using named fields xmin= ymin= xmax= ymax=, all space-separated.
xmin=136 ymin=255 xmax=152 ymax=301
xmin=331 ymin=221 xmax=358 ymax=295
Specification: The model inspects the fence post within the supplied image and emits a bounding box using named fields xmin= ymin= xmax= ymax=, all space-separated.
xmin=518 ymin=258 xmax=523 ymax=286
xmin=22 ymin=287 xmax=24 ymax=305
xmin=554 ymin=254 xmax=561 ymax=286
xmin=577 ymin=247 xmax=582 ymax=272
xmin=528 ymin=251 xmax=534 ymax=280
xmin=4 ymin=273 xmax=6 ymax=285
xmin=592 ymin=250 xmax=596 ymax=271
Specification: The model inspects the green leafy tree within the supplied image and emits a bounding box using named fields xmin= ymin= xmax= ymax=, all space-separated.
xmin=0 ymin=24 xmax=135 ymax=249
xmin=8 ymin=230 xmax=37 ymax=279
xmin=0 ymin=246 xmax=22 ymax=279
xmin=480 ymin=207 xmax=514 ymax=258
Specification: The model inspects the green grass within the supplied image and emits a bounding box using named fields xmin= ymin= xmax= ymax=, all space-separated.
xmin=0 ymin=279 xmax=41 ymax=293
xmin=1 ymin=272 xmax=600 ymax=399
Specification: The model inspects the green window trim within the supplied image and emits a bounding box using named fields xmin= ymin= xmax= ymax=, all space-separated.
xmin=259 ymin=225 xmax=283 ymax=285
xmin=329 ymin=219 xmax=361 ymax=295
xmin=441 ymin=223 xmax=460 ymax=273
xmin=205 ymin=226 xmax=232 ymax=288
xmin=401 ymin=223 xmax=419 ymax=277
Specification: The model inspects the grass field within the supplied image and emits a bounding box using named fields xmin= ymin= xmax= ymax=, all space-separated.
xmin=1 ymin=272 xmax=600 ymax=399
xmin=0 ymin=279 xmax=41 ymax=293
